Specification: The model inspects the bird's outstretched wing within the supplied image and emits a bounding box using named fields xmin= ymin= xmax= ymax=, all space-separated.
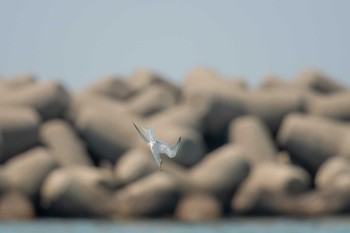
xmin=133 ymin=122 xmax=149 ymax=143
xmin=157 ymin=137 xmax=181 ymax=158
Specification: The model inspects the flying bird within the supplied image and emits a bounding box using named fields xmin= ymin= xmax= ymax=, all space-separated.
xmin=133 ymin=122 xmax=181 ymax=171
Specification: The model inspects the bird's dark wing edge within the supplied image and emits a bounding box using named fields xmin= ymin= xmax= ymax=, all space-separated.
xmin=132 ymin=122 xmax=149 ymax=143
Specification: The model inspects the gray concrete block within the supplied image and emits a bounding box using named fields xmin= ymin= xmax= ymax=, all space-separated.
xmin=0 ymin=81 xmax=70 ymax=120
xmin=76 ymin=101 xmax=143 ymax=163
xmin=126 ymin=84 xmax=177 ymax=117
xmin=0 ymin=191 xmax=35 ymax=220
xmin=113 ymin=172 xmax=181 ymax=218
xmin=229 ymin=116 xmax=277 ymax=164
xmin=315 ymin=156 xmax=350 ymax=189
xmin=188 ymin=144 xmax=250 ymax=202
xmin=307 ymin=92 xmax=350 ymax=121
xmin=175 ymin=192 xmax=222 ymax=221
xmin=233 ymin=162 xmax=310 ymax=214
xmin=295 ymin=70 xmax=347 ymax=94
xmin=278 ymin=113 xmax=350 ymax=173
xmin=84 ymin=75 xmax=130 ymax=100
xmin=0 ymin=106 xmax=40 ymax=162
xmin=128 ymin=69 xmax=180 ymax=98
xmin=40 ymin=166 xmax=114 ymax=218
xmin=241 ymin=90 xmax=304 ymax=134
xmin=40 ymin=119 xmax=93 ymax=166
xmin=1 ymin=147 xmax=57 ymax=198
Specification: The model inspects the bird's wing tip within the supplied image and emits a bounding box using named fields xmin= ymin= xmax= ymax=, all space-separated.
xmin=132 ymin=122 xmax=149 ymax=143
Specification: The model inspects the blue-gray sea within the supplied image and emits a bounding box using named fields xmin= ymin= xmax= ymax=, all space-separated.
xmin=1 ymin=218 xmax=350 ymax=233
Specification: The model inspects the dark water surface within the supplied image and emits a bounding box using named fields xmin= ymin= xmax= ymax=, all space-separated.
xmin=1 ymin=218 xmax=350 ymax=233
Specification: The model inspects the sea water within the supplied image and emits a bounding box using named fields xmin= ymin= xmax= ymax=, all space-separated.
xmin=1 ymin=218 xmax=350 ymax=233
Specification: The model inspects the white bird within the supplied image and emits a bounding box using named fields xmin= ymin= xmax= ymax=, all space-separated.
xmin=133 ymin=122 xmax=181 ymax=171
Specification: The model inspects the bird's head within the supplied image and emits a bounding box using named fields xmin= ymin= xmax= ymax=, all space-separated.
xmin=149 ymin=140 xmax=156 ymax=151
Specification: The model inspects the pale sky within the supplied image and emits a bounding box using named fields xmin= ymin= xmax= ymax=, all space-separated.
xmin=0 ymin=0 xmax=349 ymax=90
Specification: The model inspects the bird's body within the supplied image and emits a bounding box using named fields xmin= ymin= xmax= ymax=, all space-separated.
xmin=133 ymin=122 xmax=181 ymax=170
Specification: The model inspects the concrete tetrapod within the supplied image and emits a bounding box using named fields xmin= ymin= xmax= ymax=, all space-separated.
xmin=229 ymin=116 xmax=277 ymax=165
xmin=0 ymin=191 xmax=35 ymax=220
xmin=0 ymin=81 xmax=69 ymax=120
xmin=1 ymin=147 xmax=57 ymax=198
xmin=0 ymin=107 xmax=40 ymax=162
xmin=41 ymin=166 xmax=114 ymax=218
xmin=278 ymin=113 xmax=350 ymax=174
xmin=147 ymin=103 xmax=207 ymax=133
xmin=307 ymin=92 xmax=350 ymax=121
xmin=234 ymin=184 xmax=350 ymax=217
xmin=183 ymin=67 xmax=246 ymax=146
xmin=76 ymin=98 xmax=143 ymax=163
xmin=114 ymin=147 xmax=159 ymax=187
xmin=83 ymin=75 xmax=130 ymax=100
xmin=126 ymin=84 xmax=177 ymax=117
xmin=175 ymin=192 xmax=222 ymax=222
xmin=40 ymin=119 xmax=93 ymax=167
xmin=232 ymin=162 xmax=310 ymax=214
xmin=188 ymin=144 xmax=250 ymax=203
xmin=113 ymin=172 xmax=181 ymax=218
xmin=0 ymin=74 xmax=36 ymax=89
xmin=128 ymin=69 xmax=180 ymax=98
xmin=241 ymin=90 xmax=304 ymax=134
xmin=315 ymin=156 xmax=350 ymax=189
xmin=295 ymin=70 xmax=347 ymax=94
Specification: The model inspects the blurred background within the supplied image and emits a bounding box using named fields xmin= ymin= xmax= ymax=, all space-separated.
xmin=0 ymin=0 xmax=350 ymax=89
xmin=2 ymin=1 xmax=350 ymax=233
